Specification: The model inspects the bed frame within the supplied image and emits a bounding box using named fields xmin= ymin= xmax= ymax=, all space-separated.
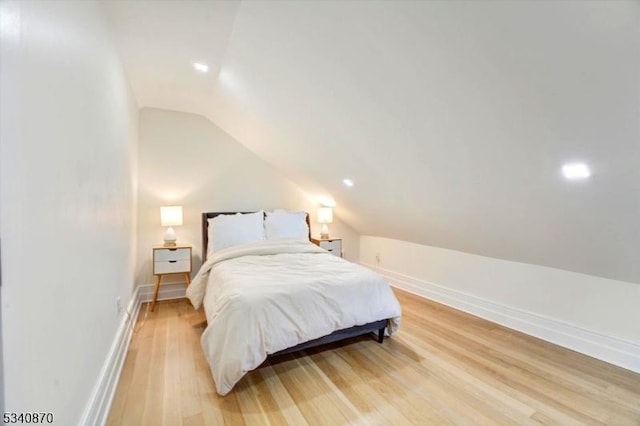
xmin=201 ymin=211 xmax=389 ymax=355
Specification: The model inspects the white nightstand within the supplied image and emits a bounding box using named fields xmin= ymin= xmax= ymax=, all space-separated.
xmin=311 ymin=237 xmax=342 ymax=257
xmin=151 ymin=244 xmax=192 ymax=311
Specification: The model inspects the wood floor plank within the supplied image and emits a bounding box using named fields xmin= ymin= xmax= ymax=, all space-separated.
xmin=107 ymin=290 xmax=640 ymax=425
xmin=234 ymin=379 xmax=270 ymax=426
xmin=218 ymin=393 xmax=245 ymax=426
xmin=255 ymin=365 xmax=309 ymax=426
xmin=109 ymin=303 xmax=156 ymax=426
xmin=354 ymin=338 xmax=511 ymax=425
xmin=243 ymin=371 xmax=291 ymax=425
xmin=163 ymin=308 xmax=182 ymax=426
xmin=408 ymin=304 xmax=624 ymax=406
xmin=269 ymin=355 xmax=359 ymax=424
xmin=397 ymin=328 xmax=585 ymax=425
xmin=306 ymin=347 xmax=413 ymax=425
xmin=176 ymin=304 xmax=201 ymax=423
xmin=400 ymin=306 xmax=607 ymax=424
xmin=402 ymin=304 xmax=635 ymax=424
xmin=143 ymin=301 xmax=168 ymax=425
xmin=335 ymin=341 xmax=462 ymax=425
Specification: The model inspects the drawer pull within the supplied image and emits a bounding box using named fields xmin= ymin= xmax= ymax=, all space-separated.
xmin=169 ymin=248 xmax=177 ymax=251
xmin=327 ymin=249 xmax=333 ymax=252
xmin=169 ymin=260 xmax=177 ymax=263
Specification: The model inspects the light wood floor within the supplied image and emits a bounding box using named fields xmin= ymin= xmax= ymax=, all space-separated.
xmin=107 ymin=289 xmax=640 ymax=425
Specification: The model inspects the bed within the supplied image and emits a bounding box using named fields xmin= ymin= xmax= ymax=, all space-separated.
xmin=186 ymin=211 xmax=402 ymax=395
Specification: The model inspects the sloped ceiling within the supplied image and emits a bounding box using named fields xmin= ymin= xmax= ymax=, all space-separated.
xmin=104 ymin=0 xmax=640 ymax=284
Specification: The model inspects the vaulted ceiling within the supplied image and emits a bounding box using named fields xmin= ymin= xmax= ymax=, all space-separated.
xmin=103 ymin=0 xmax=640 ymax=284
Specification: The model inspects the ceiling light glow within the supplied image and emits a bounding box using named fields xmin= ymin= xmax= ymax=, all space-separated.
xmin=193 ymin=62 xmax=209 ymax=73
xmin=343 ymin=178 xmax=354 ymax=187
xmin=218 ymin=68 xmax=239 ymax=89
xmin=562 ymin=163 xmax=591 ymax=180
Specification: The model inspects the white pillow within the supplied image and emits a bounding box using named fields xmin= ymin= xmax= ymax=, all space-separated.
xmin=265 ymin=210 xmax=309 ymax=240
xmin=208 ymin=211 xmax=265 ymax=256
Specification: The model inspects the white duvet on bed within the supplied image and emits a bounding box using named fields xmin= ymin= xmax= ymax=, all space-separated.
xmin=186 ymin=238 xmax=401 ymax=395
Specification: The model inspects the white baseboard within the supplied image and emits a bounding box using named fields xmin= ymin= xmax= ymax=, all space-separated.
xmin=138 ymin=282 xmax=187 ymax=303
xmin=79 ymin=286 xmax=142 ymax=426
xmin=361 ymin=262 xmax=640 ymax=374
xmin=78 ymin=282 xmax=187 ymax=425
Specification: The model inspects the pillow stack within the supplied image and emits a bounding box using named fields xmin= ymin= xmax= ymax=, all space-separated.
xmin=208 ymin=210 xmax=265 ymax=255
xmin=264 ymin=210 xmax=308 ymax=240
xmin=207 ymin=210 xmax=310 ymax=258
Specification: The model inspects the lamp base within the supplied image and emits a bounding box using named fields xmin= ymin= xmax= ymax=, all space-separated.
xmin=164 ymin=226 xmax=177 ymax=246
xmin=320 ymin=224 xmax=330 ymax=239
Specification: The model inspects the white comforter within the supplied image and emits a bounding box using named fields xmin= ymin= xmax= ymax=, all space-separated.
xmin=186 ymin=239 xmax=401 ymax=395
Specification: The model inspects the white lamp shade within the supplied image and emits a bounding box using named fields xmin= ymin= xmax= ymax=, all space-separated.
xmin=160 ymin=206 xmax=183 ymax=227
xmin=317 ymin=207 xmax=333 ymax=224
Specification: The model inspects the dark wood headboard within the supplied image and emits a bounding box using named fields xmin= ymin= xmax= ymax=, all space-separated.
xmin=202 ymin=211 xmax=311 ymax=259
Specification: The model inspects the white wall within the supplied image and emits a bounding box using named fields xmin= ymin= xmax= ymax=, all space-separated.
xmin=136 ymin=108 xmax=359 ymax=288
xmin=361 ymin=236 xmax=640 ymax=372
xmin=0 ymin=1 xmax=138 ymax=423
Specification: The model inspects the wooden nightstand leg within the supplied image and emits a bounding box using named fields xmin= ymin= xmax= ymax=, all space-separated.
xmin=184 ymin=272 xmax=191 ymax=286
xmin=151 ymin=274 xmax=162 ymax=312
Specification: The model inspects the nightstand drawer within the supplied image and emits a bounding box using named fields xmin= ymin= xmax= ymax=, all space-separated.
xmin=154 ymin=248 xmax=190 ymax=262
xmin=319 ymin=240 xmax=341 ymax=255
xmin=311 ymin=237 xmax=342 ymax=257
xmin=154 ymin=260 xmax=190 ymax=274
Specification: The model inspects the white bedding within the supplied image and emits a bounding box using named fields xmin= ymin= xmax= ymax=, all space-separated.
xmin=186 ymin=238 xmax=402 ymax=395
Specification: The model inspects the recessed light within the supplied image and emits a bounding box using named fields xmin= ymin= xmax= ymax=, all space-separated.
xmin=193 ymin=62 xmax=209 ymax=73
xmin=343 ymin=178 xmax=354 ymax=187
xmin=562 ymin=163 xmax=591 ymax=180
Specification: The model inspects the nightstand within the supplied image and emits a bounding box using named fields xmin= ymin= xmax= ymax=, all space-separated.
xmin=311 ymin=237 xmax=342 ymax=257
xmin=151 ymin=244 xmax=192 ymax=311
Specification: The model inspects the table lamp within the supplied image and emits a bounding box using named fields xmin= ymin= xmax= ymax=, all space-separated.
xmin=160 ymin=205 xmax=183 ymax=247
xmin=317 ymin=206 xmax=333 ymax=239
